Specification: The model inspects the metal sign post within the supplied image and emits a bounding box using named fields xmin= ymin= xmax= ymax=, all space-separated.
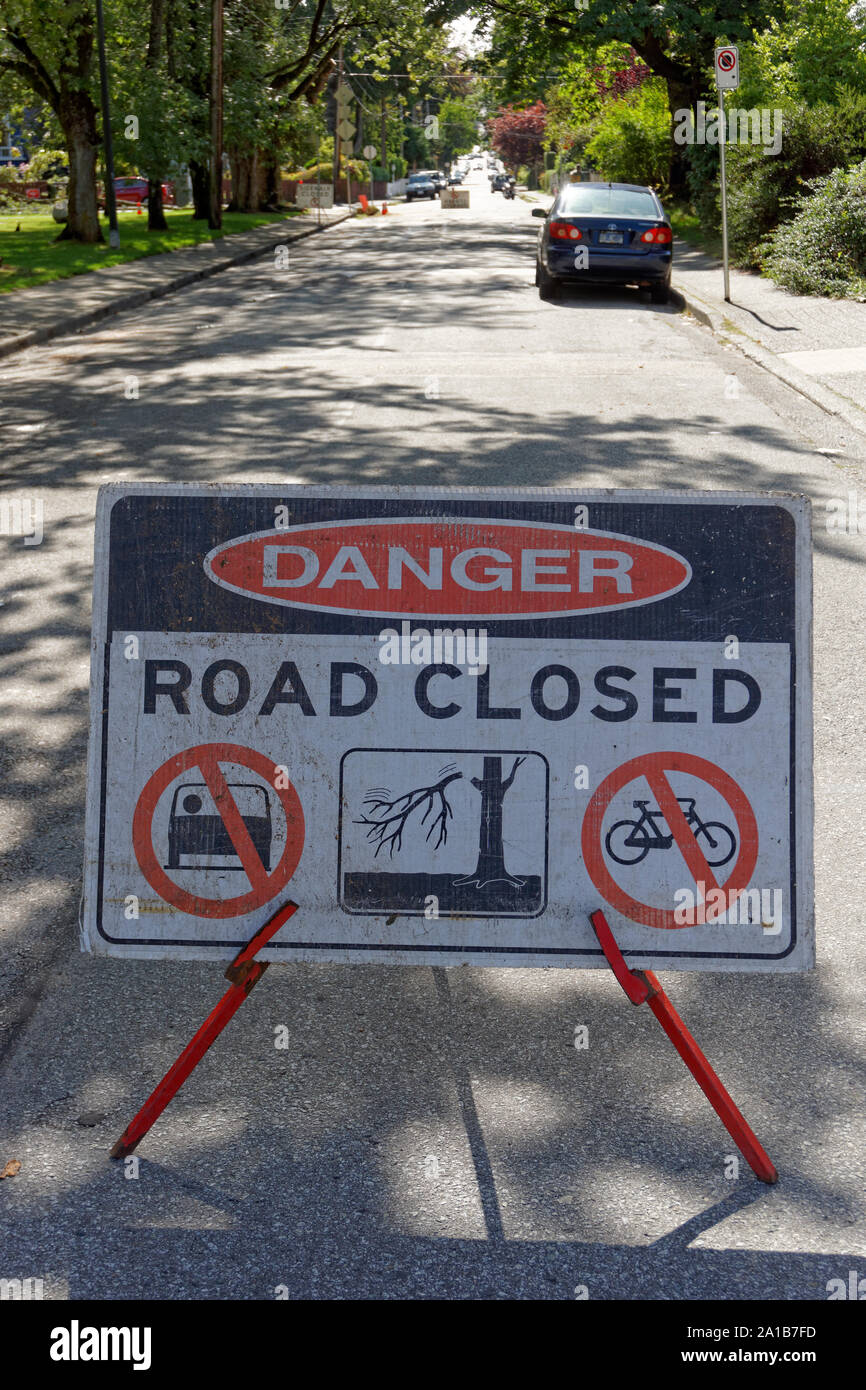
xmin=717 ymin=86 xmax=733 ymax=304
xmin=715 ymin=45 xmax=740 ymax=303
xmin=363 ymin=143 xmax=377 ymax=202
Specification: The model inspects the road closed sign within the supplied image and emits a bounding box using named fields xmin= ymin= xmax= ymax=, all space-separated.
xmin=82 ymin=485 xmax=813 ymax=971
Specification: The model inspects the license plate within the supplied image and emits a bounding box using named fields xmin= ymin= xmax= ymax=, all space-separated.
xmin=598 ymin=231 xmax=624 ymax=245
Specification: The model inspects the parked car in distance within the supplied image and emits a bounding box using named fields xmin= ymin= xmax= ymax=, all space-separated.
xmin=447 ymin=172 xmax=463 ymax=185
xmin=406 ymin=172 xmax=437 ymax=201
xmin=100 ymin=176 xmax=174 ymax=209
xmin=533 ymin=181 xmax=672 ymax=303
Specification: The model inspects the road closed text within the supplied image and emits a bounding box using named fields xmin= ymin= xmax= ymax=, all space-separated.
xmin=141 ymin=657 xmax=763 ymax=723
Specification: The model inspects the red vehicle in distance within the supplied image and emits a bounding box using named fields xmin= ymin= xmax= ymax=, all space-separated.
xmin=99 ymin=176 xmax=174 ymax=210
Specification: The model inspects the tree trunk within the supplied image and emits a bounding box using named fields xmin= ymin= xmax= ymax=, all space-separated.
xmin=145 ymin=0 xmax=168 ymax=231
xmin=227 ymin=151 xmax=255 ymax=210
xmin=227 ymin=150 xmax=270 ymax=211
xmin=189 ymin=158 xmax=210 ymax=219
xmin=56 ymin=94 xmax=102 ymax=243
xmin=453 ymin=756 xmax=524 ymax=889
xmin=147 ymin=178 xmax=168 ymax=230
xmin=666 ymin=76 xmax=703 ymax=198
xmin=261 ymin=152 xmax=280 ymax=209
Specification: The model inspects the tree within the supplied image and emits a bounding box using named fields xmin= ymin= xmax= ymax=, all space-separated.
xmin=542 ymin=43 xmax=650 ymax=166
xmin=585 ymin=78 xmax=672 ymax=191
xmin=453 ymin=756 xmax=525 ymax=890
xmin=473 ymin=0 xmax=789 ymax=191
xmin=144 ymin=0 xmax=168 ymax=229
xmin=356 ymin=755 xmax=527 ymax=890
xmin=436 ymin=94 xmax=479 ymax=165
xmin=488 ymin=99 xmax=546 ymax=176
xmin=0 ymin=1 xmax=103 ymax=241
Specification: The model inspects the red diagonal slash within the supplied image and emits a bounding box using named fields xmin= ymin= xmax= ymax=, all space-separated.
xmin=643 ymin=767 xmax=723 ymax=903
xmin=581 ymin=751 xmax=759 ymax=931
xmin=197 ymin=747 xmax=270 ymax=894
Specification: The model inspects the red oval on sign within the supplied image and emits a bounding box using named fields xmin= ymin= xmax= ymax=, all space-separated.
xmin=204 ymin=517 xmax=691 ymax=620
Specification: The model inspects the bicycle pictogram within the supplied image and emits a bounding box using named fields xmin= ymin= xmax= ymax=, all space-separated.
xmin=605 ymin=796 xmax=736 ymax=868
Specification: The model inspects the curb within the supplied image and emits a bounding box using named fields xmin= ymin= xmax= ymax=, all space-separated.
xmin=0 ymin=211 xmax=353 ymax=362
xmin=672 ymin=276 xmax=866 ymax=439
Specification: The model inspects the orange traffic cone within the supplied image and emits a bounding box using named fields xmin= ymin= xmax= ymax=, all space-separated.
xmin=381 ymin=202 xmax=388 ymax=215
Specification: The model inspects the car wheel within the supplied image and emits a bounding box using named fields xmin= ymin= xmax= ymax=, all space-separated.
xmin=536 ymin=261 xmax=557 ymax=300
xmin=650 ymin=282 xmax=670 ymax=305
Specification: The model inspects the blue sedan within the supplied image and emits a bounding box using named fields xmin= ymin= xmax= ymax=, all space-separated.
xmin=533 ymin=182 xmax=673 ymax=303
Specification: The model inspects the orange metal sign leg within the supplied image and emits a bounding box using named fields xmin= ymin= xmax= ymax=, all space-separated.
xmin=110 ymin=901 xmax=298 ymax=1159
xmin=589 ymin=908 xmax=778 ymax=1185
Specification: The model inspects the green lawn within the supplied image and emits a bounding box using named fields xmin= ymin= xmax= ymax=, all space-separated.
xmin=668 ymin=203 xmax=723 ymax=260
xmin=0 ymin=206 xmax=306 ymax=293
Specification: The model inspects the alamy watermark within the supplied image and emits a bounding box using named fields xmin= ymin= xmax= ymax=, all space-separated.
xmin=674 ymin=102 xmax=783 ymax=156
xmin=0 ymin=495 xmax=43 ymax=545
xmin=0 ymin=1276 xmax=43 ymax=1300
xmin=826 ymin=491 xmax=866 ymax=535
xmin=378 ymin=620 xmax=487 ymax=675
xmin=673 ymin=882 xmax=783 ymax=933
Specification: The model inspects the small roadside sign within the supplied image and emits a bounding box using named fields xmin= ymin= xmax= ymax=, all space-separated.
xmin=82 ymin=486 xmax=813 ymax=972
xmin=295 ymin=183 xmax=334 ymax=210
xmin=715 ymin=45 xmax=740 ymax=90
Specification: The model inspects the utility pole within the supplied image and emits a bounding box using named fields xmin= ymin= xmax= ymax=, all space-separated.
xmin=95 ymin=0 xmax=119 ymax=247
xmin=209 ymin=0 xmax=224 ymax=230
xmin=380 ymin=95 xmax=387 ymax=177
xmin=332 ymin=52 xmax=341 ymax=190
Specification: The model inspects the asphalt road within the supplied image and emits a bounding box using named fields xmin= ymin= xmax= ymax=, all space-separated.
xmin=0 ymin=170 xmax=864 ymax=1301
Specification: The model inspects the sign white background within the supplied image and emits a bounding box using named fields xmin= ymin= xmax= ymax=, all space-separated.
xmin=90 ymin=631 xmax=803 ymax=968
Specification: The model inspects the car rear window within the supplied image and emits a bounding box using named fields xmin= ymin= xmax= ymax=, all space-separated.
xmin=558 ymin=186 xmax=658 ymax=218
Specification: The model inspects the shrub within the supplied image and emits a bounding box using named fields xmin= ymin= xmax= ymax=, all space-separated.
xmin=725 ymin=94 xmax=866 ymax=266
xmin=761 ymin=160 xmax=866 ymax=297
xmin=585 ymin=79 xmax=671 ymax=194
xmin=0 ymin=165 xmax=28 ymax=206
xmin=286 ymin=158 xmax=369 ymax=184
xmin=26 ymin=148 xmax=67 ymax=180
xmin=684 ymin=141 xmax=721 ymax=234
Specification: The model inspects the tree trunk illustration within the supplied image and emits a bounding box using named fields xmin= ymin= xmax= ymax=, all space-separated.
xmin=453 ymin=756 xmax=525 ymax=890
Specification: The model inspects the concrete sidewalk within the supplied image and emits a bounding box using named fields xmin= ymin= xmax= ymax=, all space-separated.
xmin=672 ymin=241 xmax=866 ymax=437
xmin=0 ymin=208 xmax=352 ymax=360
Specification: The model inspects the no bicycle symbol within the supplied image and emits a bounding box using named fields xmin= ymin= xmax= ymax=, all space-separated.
xmin=133 ymin=742 xmax=305 ymax=919
xmin=581 ymin=752 xmax=759 ymax=930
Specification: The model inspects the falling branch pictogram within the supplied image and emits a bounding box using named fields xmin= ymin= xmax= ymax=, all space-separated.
xmin=355 ymin=770 xmax=463 ymax=858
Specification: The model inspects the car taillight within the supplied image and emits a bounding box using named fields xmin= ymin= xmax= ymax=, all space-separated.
xmin=639 ymin=226 xmax=672 ymax=244
xmin=549 ymin=221 xmax=582 ymax=241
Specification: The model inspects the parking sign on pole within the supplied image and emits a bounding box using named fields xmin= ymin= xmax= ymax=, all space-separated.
xmin=715 ymin=45 xmax=739 ymax=302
